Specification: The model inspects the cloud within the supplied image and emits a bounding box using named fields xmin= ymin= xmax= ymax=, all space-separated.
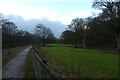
xmin=0 ymin=0 xmax=102 ymax=37
xmin=0 ymin=1 xmax=101 ymax=25
xmin=0 ymin=5 xmax=59 ymax=20
xmin=4 ymin=15 xmax=67 ymax=37
xmin=58 ymin=9 xmax=102 ymax=24
xmin=59 ymin=11 xmax=92 ymax=24
xmin=0 ymin=0 xmax=93 ymax=4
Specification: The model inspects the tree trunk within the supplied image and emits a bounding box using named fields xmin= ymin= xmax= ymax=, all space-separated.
xmin=74 ymin=42 xmax=78 ymax=48
xmin=74 ymin=37 xmax=78 ymax=48
xmin=117 ymin=36 xmax=120 ymax=51
xmin=42 ymin=38 xmax=45 ymax=46
xmin=43 ymin=39 xmax=45 ymax=46
xmin=115 ymin=33 xmax=120 ymax=51
xmin=82 ymin=39 xmax=85 ymax=48
xmin=42 ymin=35 xmax=45 ymax=46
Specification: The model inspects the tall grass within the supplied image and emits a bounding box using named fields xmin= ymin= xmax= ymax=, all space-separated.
xmin=2 ymin=47 xmax=25 ymax=67
xmin=24 ymin=49 xmax=36 ymax=78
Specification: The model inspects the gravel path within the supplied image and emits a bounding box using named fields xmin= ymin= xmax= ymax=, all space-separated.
xmin=2 ymin=46 xmax=32 ymax=78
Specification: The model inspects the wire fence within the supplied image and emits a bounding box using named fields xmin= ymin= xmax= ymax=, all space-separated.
xmin=32 ymin=46 xmax=56 ymax=79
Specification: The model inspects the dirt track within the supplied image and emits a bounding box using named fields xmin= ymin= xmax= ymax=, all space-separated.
xmin=2 ymin=46 xmax=31 ymax=78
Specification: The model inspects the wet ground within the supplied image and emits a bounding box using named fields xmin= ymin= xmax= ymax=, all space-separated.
xmin=2 ymin=46 xmax=31 ymax=78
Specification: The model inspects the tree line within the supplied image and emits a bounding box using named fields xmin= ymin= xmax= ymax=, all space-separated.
xmin=35 ymin=24 xmax=57 ymax=46
xmin=1 ymin=1 xmax=120 ymax=50
xmin=1 ymin=19 xmax=33 ymax=49
xmin=61 ymin=1 xmax=120 ymax=50
xmin=1 ymin=15 xmax=57 ymax=49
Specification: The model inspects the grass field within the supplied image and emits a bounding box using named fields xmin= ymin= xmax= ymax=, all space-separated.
xmin=43 ymin=44 xmax=118 ymax=78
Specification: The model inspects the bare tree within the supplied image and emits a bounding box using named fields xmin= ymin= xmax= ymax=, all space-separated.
xmin=92 ymin=1 xmax=120 ymax=50
xmin=68 ymin=18 xmax=86 ymax=48
xmin=35 ymin=24 xmax=52 ymax=46
xmin=0 ymin=13 xmax=7 ymax=29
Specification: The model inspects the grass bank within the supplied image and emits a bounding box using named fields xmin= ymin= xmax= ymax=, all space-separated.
xmin=2 ymin=47 xmax=25 ymax=67
xmin=43 ymin=44 xmax=118 ymax=78
xmin=24 ymin=48 xmax=36 ymax=78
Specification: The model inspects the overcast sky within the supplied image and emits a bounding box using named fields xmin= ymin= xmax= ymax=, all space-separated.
xmin=0 ymin=0 xmax=101 ymax=37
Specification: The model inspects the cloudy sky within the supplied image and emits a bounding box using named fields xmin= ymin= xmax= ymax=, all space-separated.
xmin=0 ymin=0 xmax=101 ymax=37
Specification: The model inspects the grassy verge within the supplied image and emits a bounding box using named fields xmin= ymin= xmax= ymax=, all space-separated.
xmin=2 ymin=47 xmax=25 ymax=67
xmin=24 ymin=48 xmax=36 ymax=78
xmin=43 ymin=44 xmax=118 ymax=78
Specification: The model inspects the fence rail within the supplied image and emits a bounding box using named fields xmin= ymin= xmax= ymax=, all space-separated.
xmin=32 ymin=47 xmax=56 ymax=79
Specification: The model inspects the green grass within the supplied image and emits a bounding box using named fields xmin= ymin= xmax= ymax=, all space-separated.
xmin=2 ymin=47 xmax=25 ymax=67
xmin=25 ymin=48 xmax=36 ymax=78
xmin=43 ymin=44 xmax=118 ymax=78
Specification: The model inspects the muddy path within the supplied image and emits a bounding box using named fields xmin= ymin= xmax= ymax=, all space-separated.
xmin=2 ymin=46 xmax=32 ymax=78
